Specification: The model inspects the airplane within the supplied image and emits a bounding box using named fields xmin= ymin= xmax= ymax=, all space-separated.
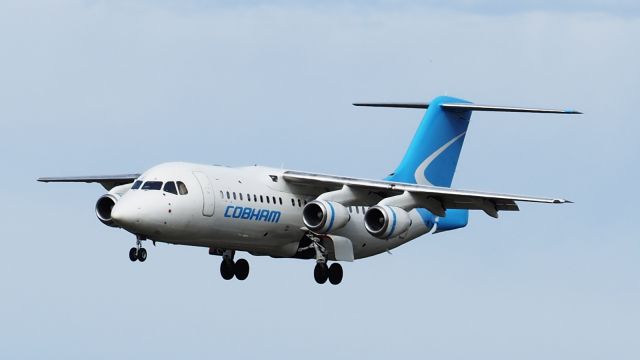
xmin=38 ymin=96 xmax=580 ymax=285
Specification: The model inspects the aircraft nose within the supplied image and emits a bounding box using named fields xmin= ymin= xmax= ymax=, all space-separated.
xmin=111 ymin=200 xmax=140 ymax=228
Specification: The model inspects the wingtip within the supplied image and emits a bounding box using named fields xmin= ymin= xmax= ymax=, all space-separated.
xmin=554 ymin=199 xmax=573 ymax=204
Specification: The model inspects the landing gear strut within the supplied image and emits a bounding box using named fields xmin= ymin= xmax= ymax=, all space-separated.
xmin=307 ymin=234 xmax=343 ymax=285
xmin=129 ymin=236 xmax=147 ymax=262
xmin=218 ymin=250 xmax=250 ymax=281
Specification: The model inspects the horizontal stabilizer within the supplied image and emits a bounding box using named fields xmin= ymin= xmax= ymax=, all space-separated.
xmin=353 ymin=102 xmax=429 ymax=109
xmin=439 ymin=103 xmax=582 ymax=114
xmin=353 ymin=102 xmax=581 ymax=114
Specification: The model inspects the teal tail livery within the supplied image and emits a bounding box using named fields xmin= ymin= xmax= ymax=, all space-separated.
xmin=38 ymin=95 xmax=579 ymax=286
xmin=386 ymin=96 xmax=472 ymax=187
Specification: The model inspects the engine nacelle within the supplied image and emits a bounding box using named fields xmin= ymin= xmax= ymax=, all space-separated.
xmin=95 ymin=193 xmax=121 ymax=227
xmin=303 ymin=200 xmax=351 ymax=234
xmin=364 ymin=205 xmax=412 ymax=239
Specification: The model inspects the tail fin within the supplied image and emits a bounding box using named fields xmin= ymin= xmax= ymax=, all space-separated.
xmin=354 ymin=96 xmax=580 ymax=187
xmin=387 ymin=95 xmax=472 ymax=187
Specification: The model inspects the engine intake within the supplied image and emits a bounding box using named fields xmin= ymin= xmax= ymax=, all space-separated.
xmin=303 ymin=200 xmax=350 ymax=234
xmin=364 ymin=205 xmax=412 ymax=239
xmin=95 ymin=194 xmax=120 ymax=227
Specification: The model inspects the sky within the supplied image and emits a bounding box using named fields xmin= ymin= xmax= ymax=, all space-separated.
xmin=1 ymin=1 xmax=639 ymax=359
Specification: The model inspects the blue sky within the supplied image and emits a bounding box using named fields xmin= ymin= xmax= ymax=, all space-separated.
xmin=1 ymin=1 xmax=639 ymax=359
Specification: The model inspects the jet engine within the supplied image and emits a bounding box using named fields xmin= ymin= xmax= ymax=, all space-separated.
xmin=95 ymin=193 xmax=120 ymax=227
xmin=364 ymin=205 xmax=412 ymax=239
xmin=303 ymin=200 xmax=350 ymax=234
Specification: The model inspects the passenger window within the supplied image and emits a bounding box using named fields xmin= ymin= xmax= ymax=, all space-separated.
xmin=177 ymin=181 xmax=188 ymax=195
xmin=247 ymin=194 xmax=251 ymax=202
xmin=260 ymin=195 xmax=264 ymax=203
xmin=266 ymin=196 xmax=270 ymax=204
xmin=272 ymin=196 xmax=276 ymax=204
xmin=226 ymin=191 xmax=230 ymax=199
xmin=233 ymin=192 xmax=237 ymax=200
xmin=355 ymin=207 xmax=359 ymax=214
xmin=239 ymin=193 xmax=243 ymax=201
xmin=131 ymin=180 xmax=142 ymax=190
xmin=163 ymin=181 xmax=178 ymax=195
xmin=219 ymin=191 xmax=224 ymax=199
xmin=304 ymin=200 xmax=308 ymax=205
xmin=141 ymin=181 xmax=163 ymax=190
xmin=291 ymin=199 xmax=295 ymax=206
xmin=254 ymin=194 xmax=257 ymax=202
xmin=297 ymin=199 xmax=302 ymax=207
xmin=279 ymin=197 xmax=283 ymax=205
xmin=348 ymin=206 xmax=352 ymax=213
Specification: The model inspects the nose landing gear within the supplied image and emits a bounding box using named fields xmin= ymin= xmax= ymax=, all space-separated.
xmin=129 ymin=236 xmax=147 ymax=262
xmin=217 ymin=250 xmax=250 ymax=281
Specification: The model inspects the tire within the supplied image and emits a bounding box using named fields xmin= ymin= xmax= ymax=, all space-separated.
xmin=328 ymin=263 xmax=343 ymax=285
xmin=129 ymin=247 xmax=138 ymax=262
xmin=220 ymin=260 xmax=234 ymax=280
xmin=314 ymin=263 xmax=329 ymax=284
xmin=234 ymin=259 xmax=250 ymax=280
xmin=137 ymin=248 xmax=147 ymax=262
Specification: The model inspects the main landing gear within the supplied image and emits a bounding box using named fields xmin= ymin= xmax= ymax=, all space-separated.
xmin=314 ymin=262 xmax=343 ymax=285
xmin=306 ymin=234 xmax=343 ymax=285
xmin=218 ymin=250 xmax=250 ymax=281
xmin=129 ymin=236 xmax=147 ymax=262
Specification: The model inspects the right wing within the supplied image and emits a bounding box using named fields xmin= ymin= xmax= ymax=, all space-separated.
xmin=37 ymin=174 xmax=141 ymax=190
xmin=283 ymin=171 xmax=571 ymax=218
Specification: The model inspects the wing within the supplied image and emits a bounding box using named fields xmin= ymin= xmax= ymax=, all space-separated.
xmin=282 ymin=171 xmax=570 ymax=218
xmin=37 ymin=174 xmax=141 ymax=190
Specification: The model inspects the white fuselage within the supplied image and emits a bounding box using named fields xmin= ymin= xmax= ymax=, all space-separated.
xmin=110 ymin=162 xmax=434 ymax=260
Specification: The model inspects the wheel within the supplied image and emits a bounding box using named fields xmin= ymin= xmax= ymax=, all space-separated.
xmin=234 ymin=258 xmax=250 ymax=280
xmin=220 ymin=259 xmax=235 ymax=280
xmin=328 ymin=263 xmax=343 ymax=285
xmin=314 ymin=262 xmax=329 ymax=284
xmin=129 ymin=247 xmax=138 ymax=262
xmin=137 ymin=248 xmax=147 ymax=262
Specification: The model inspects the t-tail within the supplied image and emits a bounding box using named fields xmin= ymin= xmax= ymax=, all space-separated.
xmin=354 ymin=95 xmax=580 ymax=231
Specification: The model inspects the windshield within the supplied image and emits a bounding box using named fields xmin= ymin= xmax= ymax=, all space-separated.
xmin=141 ymin=181 xmax=163 ymax=190
xmin=163 ymin=181 xmax=178 ymax=195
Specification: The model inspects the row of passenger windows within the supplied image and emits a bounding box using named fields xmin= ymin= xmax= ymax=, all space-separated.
xmin=131 ymin=180 xmax=188 ymax=195
xmin=221 ymin=190 xmax=309 ymax=207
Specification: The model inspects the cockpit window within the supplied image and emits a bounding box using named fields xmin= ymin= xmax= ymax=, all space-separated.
xmin=177 ymin=181 xmax=188 ymax=195
xmin=141 ymin=181 xmax=163 ymax=190
xmin=163 ymin=181 xmax=178 ymax=195
xmin=131 ymin=180 xmax=143 ymax=190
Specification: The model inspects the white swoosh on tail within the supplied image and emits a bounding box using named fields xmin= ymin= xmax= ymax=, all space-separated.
xmin=414 ymin=131 xmax=466 ymax=185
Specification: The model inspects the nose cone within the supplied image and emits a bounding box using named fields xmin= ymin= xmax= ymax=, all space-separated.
xmin=111 ymin=200 xmax=140 ymax=229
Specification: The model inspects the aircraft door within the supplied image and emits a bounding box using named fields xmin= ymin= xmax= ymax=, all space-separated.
xmin=193 ymin=171 xmax=215 ymax=217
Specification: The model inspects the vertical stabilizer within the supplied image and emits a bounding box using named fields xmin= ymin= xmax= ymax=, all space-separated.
xmin=385 ymin=96 xmax=472 ymax=187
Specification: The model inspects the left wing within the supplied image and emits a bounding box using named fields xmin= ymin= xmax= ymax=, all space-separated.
xmin=282 ymin=171 xmax=570 ymax=218
xmin=37 ymin=174 xmax=141 ymax=190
